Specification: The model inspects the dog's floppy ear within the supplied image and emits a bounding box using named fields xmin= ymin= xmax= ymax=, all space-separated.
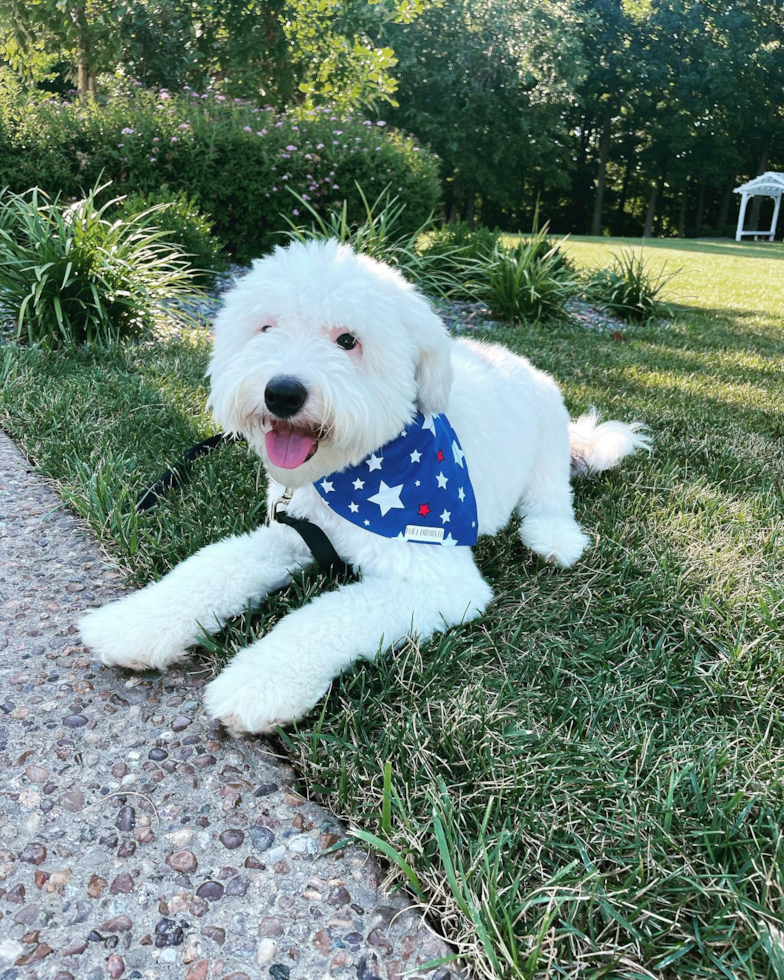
xmin=406 ymin=294 xmax=453 ymax=415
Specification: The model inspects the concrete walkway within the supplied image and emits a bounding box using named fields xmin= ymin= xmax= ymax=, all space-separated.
xmin=0 ymin=431 xmax=460 ymax=980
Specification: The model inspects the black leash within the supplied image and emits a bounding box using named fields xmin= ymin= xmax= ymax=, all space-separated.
xmin=136 ymin=435 xmax=349 ymax=578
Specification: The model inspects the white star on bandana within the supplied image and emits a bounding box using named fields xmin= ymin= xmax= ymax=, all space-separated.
xmin=367 ymin=481 xmax=405 ymax=516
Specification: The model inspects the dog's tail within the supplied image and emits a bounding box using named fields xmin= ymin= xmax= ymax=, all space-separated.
xmin=568 ymin=409 xmax=651 ymax=478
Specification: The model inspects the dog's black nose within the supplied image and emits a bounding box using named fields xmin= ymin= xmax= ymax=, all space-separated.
xmin=264 ymin=376 xmax=308 ymax=418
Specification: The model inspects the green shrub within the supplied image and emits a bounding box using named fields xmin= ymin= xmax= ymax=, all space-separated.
xmin=585 ymin=249 xmax=677 ymax=322
xmin=286 ymin=183 xmax=463 ymax=297
xmin=0 ymin=70 xmax=441 ymax=262
xmin=0 ymin=182 xmax=200 ymax=349
xmin=121 ymin=190 xmax=228 ymax=285
xmin=482 ymin=229 xmax=576 ymax=325
xmin=425 ymin=220 xmax=501 ymax=262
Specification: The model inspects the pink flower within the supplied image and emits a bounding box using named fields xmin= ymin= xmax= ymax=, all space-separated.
xmin=244 ymin=126 xmax=252 ymax=132
xmin=150 ymin=156 xmax=156 ymax=162
xmin=292 ymin=209 xmax=300 ymax=216
xmin=152 ymin=137 xmax=159 ymax=142
xmin=316 ymin=143 xmax=325 ymax=150
xmin=121 ymin=127 xmax=134 ymax=135
xmin=285 ymin=144 xmax=297 ymax=151
xmin=332 ymin=184 xmax=339 ymax=190
xmin=302 ymin=194 xmax=310 ymax=201
xmin=171 ymin=136 xmax=178 ymax=142
xmin=376 ymin=120 xmax=387 ymax=127
xmin=272 ymin=187 xmax=278 ymax=192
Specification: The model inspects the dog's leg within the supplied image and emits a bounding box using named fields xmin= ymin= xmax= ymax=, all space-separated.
xmin=518 ymin=440 xmax=590 ymax=567
xmin=79 ymin=523 xmax=312 ymax=672
xmin=203 ymin=560 xmax=493 ymax=733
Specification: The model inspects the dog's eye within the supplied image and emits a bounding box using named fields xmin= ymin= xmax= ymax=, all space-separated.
xmin=258 ymin=324 xmax=274 ymax=334
xmin=335 ymin=333 xmax=357 ymax=350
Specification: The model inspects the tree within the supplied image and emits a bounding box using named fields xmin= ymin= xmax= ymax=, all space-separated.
xmin=0 ymin=0 xmax=124 ymax=91
xmin=384 ymin=0 xmax=588 ymax=225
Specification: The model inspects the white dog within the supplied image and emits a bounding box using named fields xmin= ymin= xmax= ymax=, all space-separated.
xmin=79 ymin=240 xmax=649 ymax=733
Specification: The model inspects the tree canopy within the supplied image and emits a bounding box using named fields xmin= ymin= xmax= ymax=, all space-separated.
xmin=1 ymin=0 xmax=782 ymax=236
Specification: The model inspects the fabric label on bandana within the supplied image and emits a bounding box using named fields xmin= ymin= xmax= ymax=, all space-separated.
xmin=314 ymin=413 xmax=478 ymax=546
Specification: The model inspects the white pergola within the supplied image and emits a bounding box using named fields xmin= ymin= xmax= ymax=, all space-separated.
xmin=734 ymin=172 xmax=784 ymax=242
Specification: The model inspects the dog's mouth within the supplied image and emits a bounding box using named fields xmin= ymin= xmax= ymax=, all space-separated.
xmin=264 ymin=420 xmax=320 ymax=469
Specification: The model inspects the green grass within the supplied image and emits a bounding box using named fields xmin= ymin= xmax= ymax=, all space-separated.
xmin=2 ymin=238 xmax=784 ymax=978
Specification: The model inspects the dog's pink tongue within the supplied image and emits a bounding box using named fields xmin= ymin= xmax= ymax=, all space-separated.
xmin=265 ymin=428 xmax=318 ymax=469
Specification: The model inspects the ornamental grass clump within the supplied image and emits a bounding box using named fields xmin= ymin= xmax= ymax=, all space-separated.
xmin=0 ymin=182 xmax=201 ymax=349
xmin=120 ymin=190 xmax=228 ymax=286
xmin=483 ymin=228 xmax=576 ymax=325
xmin=286 ymin=183 xmax=464 ymax=298
xmin=586 ymin=248 xmax=678 ymax=322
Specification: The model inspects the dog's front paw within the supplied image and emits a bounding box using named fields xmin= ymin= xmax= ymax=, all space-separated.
xmin=79 ymin=596 xmax=191 ymax=672
xmin=520 ymin=515 xmax=590 ymax=567
xmin=203 ymin=652 xmax=326 ymax=733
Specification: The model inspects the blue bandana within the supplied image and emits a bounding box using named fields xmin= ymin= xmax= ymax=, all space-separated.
xmin=314 ymin=413 xmax=478 ymax=546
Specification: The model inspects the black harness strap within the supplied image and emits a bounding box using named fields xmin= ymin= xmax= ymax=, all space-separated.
xmin=136 ymin=433 xmax=232 ymax=512
xmin=135 ymin=435 xmax=350 ymax=578
xmin=273 ymin=509 xmax=349 ymax=578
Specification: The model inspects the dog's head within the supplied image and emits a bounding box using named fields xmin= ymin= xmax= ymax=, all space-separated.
xmin=208 ymin=239 xmax=453 ymax=486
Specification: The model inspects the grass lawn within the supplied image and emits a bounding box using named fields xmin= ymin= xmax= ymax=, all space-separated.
xmin=2 ymin=238 xmax=784 ymax=978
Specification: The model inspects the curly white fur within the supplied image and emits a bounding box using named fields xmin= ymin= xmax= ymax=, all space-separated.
xmin=79 ymin=240 xmax=650 ymax=733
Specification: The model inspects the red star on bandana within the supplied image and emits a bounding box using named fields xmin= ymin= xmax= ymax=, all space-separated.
xmin=418 ymin=502 xmax=431 ymax=517
xmin=437 ymin=449 xmax=445 ymax=462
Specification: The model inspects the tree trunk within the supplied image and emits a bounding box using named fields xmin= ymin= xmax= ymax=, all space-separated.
xmin=590 ymin=104 xmax=611 ymax=236
xmin=717 ymin=180 xmax=734 ymax=230
xmin=77 ymin=58 xmax=90 ymax=95
xmin=655 ymin=170 xmax=666 ymax=236
xmin=749 ymin=147 xmax=769 ymax=231
xmin=677 ymin=184 xmax=688 ymax=237
xmin=615 ymin=157 xmax=632 ymax=231
xmin=695 ymin=182 xmax=705 ymax=229
xmin=464 ymin=192 xmax=476 ymax=228
xmin=643 ymin=184 xmax=657 ymax=238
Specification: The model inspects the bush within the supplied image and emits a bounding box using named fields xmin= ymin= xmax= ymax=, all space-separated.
xmin=478 ymin=229 xmax=576 ymax=325
xmin=0 ymin=182 xmax=200 ymax=349
xmin=121 ymin=190 xmax=228 ymax=285
xmin=0 ymin=70 xmax=441 ymax=262
xmin=585 ymin=249 xmax=677 ymax=322
xmin=425 ymin=220 xmax=501 ymax=262
xmin=286 ymin=184 xmax=462 ymax=298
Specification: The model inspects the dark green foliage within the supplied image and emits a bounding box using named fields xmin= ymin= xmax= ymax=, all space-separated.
xmin=466 ymin=227 xmax=577 ymax=325
xmin=0 ymin=73 xmax=441 ymax=262
xmin=121 ymin=190 xmax=228 ymax=286
xmin=425 ymin=220 xmax=502 ymax=262
xmin=585 ymin=249 xmax=678 ymax=322
xmin=0 ymin=181 xmax=200 ymax=349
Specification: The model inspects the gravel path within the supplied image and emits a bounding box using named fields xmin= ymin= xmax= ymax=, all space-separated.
xmin=0 ymin=430 xmax=460 ymax=980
